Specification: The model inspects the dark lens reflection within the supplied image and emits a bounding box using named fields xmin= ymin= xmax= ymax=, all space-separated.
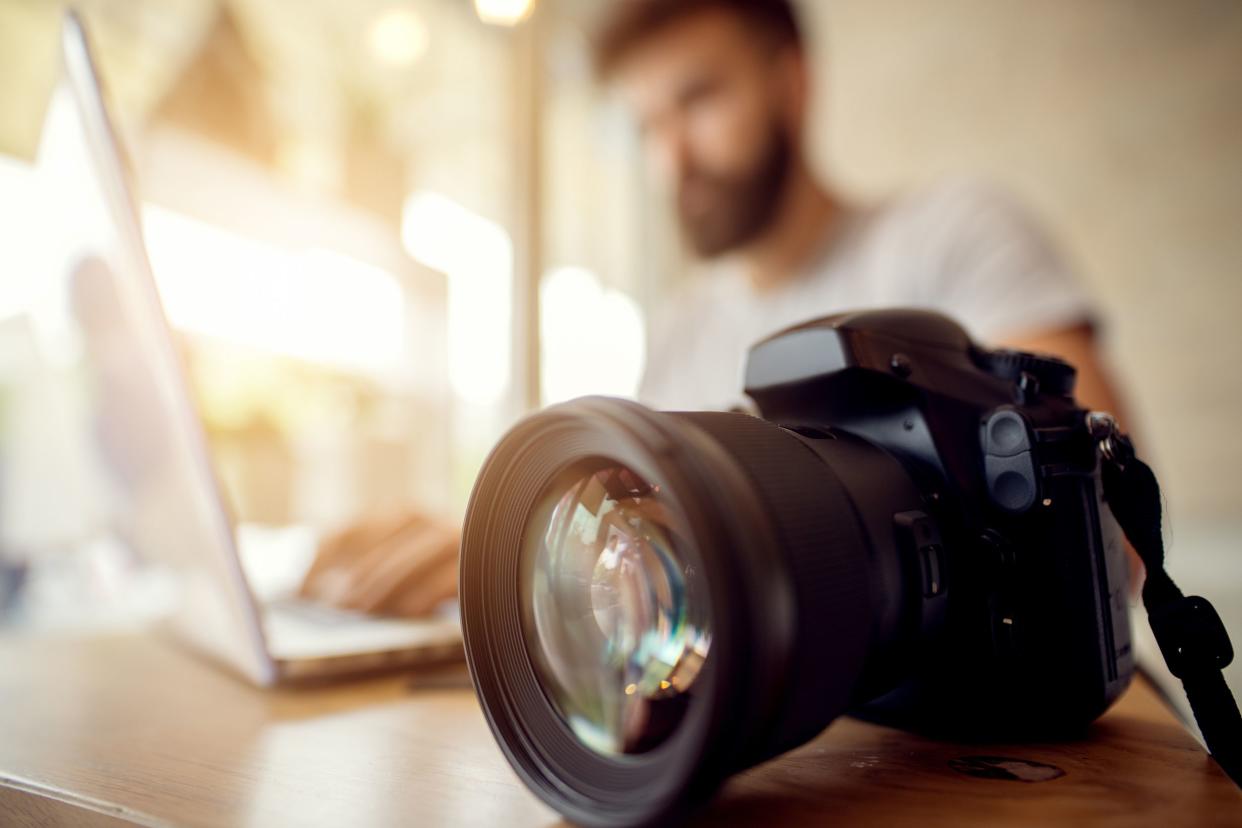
xmin=522 ymin=463 xmax=711 ymax=755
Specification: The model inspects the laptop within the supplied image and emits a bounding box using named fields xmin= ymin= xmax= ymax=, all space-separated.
xmin=49 ymin=10 xmax=462 ymax=685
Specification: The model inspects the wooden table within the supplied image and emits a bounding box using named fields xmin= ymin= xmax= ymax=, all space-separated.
xmin=1 ymin=633 xmax=1238 ymax=827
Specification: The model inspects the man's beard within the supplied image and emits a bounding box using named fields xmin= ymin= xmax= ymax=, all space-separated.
xmin=676 ymin=122 xmax=794 ymax=259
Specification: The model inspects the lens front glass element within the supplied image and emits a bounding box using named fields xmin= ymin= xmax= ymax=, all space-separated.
xmin=522 ymin=463 xmax=712 ymax=756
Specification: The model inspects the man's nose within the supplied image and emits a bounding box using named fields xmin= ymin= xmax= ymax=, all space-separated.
xmin=649 ymin=125 xmax=692 ymax=188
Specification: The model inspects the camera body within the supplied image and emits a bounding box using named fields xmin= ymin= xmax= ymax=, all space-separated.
xmin=460 ymin=308 xmax=1140 ymax=826
xmin=743 ymin=309 xmax=1133 ymax=735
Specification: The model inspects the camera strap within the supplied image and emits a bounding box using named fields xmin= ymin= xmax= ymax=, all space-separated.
xmin=1089 ymin=413 xmax=1242 ymax=787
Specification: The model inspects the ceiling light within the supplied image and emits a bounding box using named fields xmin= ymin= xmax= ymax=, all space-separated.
xmin=368 ymin=7 xmax=429 ymax=67
xmin=474 ymin=0 xmax=535 ymax=27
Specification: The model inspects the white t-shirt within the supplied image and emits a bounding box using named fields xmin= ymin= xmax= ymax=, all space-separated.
xmin=638 ymin=180 xmax=1094 ymax=411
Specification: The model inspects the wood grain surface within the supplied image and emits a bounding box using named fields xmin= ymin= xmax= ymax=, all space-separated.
xmin=0 ymin=633 xmax=1237 ymax=827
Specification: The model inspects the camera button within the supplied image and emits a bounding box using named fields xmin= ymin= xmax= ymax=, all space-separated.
xmin=984 ymin=409 xmax=1031 ymax=456
xmin=920 ymin=544 xmax=944 ymax=597
xmin=982 ymin=410 xmax=1039 ymax=513
xmin=985 ymin=452 xmax=1039 ymax=513
xmin=894 ymin=511 xmax=947 ymax=600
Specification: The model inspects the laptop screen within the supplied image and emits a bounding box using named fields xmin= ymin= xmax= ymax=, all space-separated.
xmin=0 ymin=13 xmax=273 ymax=680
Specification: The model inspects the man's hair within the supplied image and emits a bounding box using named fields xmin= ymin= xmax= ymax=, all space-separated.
xmin=593 ymin=0 xmax=803 ymax=79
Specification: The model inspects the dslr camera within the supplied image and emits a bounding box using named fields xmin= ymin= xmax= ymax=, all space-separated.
xmin=460 ymin=309 xmax=1134 ymax=826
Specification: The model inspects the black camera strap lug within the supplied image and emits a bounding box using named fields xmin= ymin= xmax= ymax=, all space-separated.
xmin=1089 ymin=411 xmax=1242 ymax=787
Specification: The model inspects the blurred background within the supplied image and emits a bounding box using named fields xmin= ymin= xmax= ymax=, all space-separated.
xmin=0 ymin=0 xmax=1239 ymax=635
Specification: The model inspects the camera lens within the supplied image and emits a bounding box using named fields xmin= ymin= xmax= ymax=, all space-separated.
xmin=461 ymin=397 xmax=928 ymax=826
xmin=522 ymin=463 xmax=711 ymax=755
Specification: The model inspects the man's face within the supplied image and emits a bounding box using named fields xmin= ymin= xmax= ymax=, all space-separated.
xmin=615 ymin=10 xmax=803 ymax=258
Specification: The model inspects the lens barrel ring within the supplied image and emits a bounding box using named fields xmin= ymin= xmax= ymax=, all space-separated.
xmin=668 ymin=412 xmax=876 ymax=758
xmin=461 ymin=399 xmax=775 ymax=825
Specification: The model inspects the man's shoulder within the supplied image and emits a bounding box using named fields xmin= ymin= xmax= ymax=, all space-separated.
xmin=873 ymin=177 xmax=1031 ymax=236
xmin=849 ymin=178 xmax=1058 ymax=281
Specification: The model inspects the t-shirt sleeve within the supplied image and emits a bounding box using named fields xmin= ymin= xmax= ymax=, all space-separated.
xmin=638 ymin=280 xmax=699 ymax=407
xmin=914 ymin=182 xmax=1096 ymax=344
xmin=637 ymin=299 xmax=678 ymax=406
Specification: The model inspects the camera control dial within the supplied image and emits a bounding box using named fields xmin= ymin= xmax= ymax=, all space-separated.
xmin=978 ymin=349 xmax=1076 ymax=397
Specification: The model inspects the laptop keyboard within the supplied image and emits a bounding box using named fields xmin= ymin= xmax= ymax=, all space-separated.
xmin=265 ymin=596 xmax=378 ymax=628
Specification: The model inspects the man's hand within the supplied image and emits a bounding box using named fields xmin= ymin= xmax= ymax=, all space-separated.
xmin=299 ymin=511 xmax=460 ymax=618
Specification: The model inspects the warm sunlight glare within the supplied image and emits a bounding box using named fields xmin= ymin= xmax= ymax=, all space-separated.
xmin=401 ymin=190 xmax=512 ymax=406
xmin=540 ymin=266 xmax=645 ymax=405
xmin=143 ymin=206 xmax=407 ymax=376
